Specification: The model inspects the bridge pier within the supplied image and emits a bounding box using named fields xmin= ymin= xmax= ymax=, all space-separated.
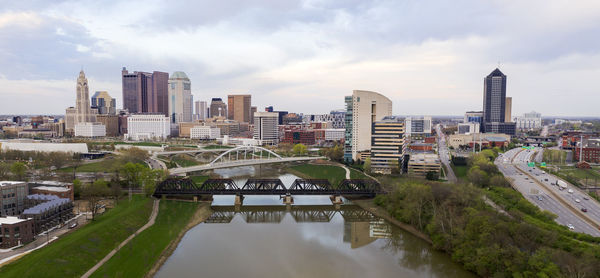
xmin=330 ymin=195 xmax=343 ymax=205
xmin=283 ymin=194 xmax=294 ymax=205
xmin=234 ymin=194 xmax=244 ymax=206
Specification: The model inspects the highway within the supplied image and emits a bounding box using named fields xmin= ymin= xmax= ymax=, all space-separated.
xmin=496 ymin=148 xmax=600 ymax=236
xmin=435 ymin=124 xmax=457 ymax=183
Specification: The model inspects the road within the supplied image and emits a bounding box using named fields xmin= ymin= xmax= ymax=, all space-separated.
xmin=435 ymin=124 xmax=457 ymax=183
xmin=496 ymin=148 xmax=600 ymax=236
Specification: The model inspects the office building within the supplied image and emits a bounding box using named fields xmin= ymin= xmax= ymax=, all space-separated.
xmin=74 ymin=122 xmax=106 ymax=137
xmin=514 ymin=111 xmax=542 ymax=130
xmin=405 ymin=116 xmax=432 ymax=138
xmin=370 ymin=116 xmax=406 ymax=174
xmin=96 ymin=114 xmax=119 ymax=137
xmin=250 ymin=106 xmax=257 ymax=124
xmin=65 ymin=71 xmax=96 ymax=132
xmin=407 ymin=153 xmax=441 ymax=176
xmin=344 ymin=90 xmax=392 ymax=162
xmin=91 ymin=91 xmax=116 ymax=115
xmin=575 ymin=138 xmax=600 ymax=163
xmin=0 ymin=181 xmax=28 ymax=216
xmin=121 ymin=67 xmax=169 ymax=116
xmin=265 ymin=106 xmax=274 ymax=112
xmin=253 ymin=112 xmax=279 ymax=144
xmin=228 ymin=94 xmax=252 ymax=123
xmin=447 ymin=133 xmax=511 ymax=149
xmin=65 ymin=107 xmax=77 ymax=132
xmin=283 ymin=130 xmax=316 ymax=145
xmin=209 ymin=98 xmax=227 ymax=118
xmin=458 ymin=122 xmax=480 ymax=134
xmin=179 ymin=121 xmax=203 ymax=138
xmin=505 ymin=97 xmax=512 ymax=123
xmin=323 ymin=129 xmax=345 ymax=141
xmin=125 ymin=114 xmax=170 ymax=141
xmin=482 ymin=68 xmax=515 ymax=135
xmin=464 ymin=111 xmax=484 ymax=125
xmin=190 ymin=126 xmax=221 ymax=140
xmin=194 ymin=101 xmax=208 ymax=121
xmin=305 ymin=110 xmax=346 ymax=129
xmin=0 ymin=217 xmax=34 ymax=248
xmin=168 ymin=71 xmax=193 ymax=123
xmin=205 ymin=117 xmax=241 ymax=136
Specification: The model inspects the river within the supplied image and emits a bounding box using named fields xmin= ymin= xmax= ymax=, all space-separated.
xmin=155 ymin=166 xmax=475 ymax=278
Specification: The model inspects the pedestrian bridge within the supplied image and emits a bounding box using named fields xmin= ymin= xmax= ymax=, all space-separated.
xmin=168 ymin=145 xmax=324 ymax=175
xmin=153 ymin=178 xmax=382 ymax=198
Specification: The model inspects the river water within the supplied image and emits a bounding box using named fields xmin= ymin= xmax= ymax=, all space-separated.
xmin=155 ymin=166 xmax=475 ymax=278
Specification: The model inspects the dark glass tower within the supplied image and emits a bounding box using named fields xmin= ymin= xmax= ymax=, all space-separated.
xmin=482 ymin=68 xmax=515 ymax=135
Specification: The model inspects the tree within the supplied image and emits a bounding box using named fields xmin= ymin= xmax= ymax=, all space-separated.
xmin=48 ymin=152 xmax=71 ymax=170
xmin=324 ymin=144 xmax=344 ymax=162
xmin=81 ymin=180 xmax=110 ymax=220
xmin=109 ymin=177 xmax=122 ymax=203
xmin=120 ymin=147 xmax=149 ymax=164
xmin=120 ymin=162 xmax=147 ymax=188
xmin=467 ymin=166 xmax=489 ymax=187
xmin=490 ymin=175 xmax=508 ymax=187
xmin=364 ymin=157 xmax=372 ymax=173
xmin=292 ymin=144 xmax=307 ymax=156
xmin=426 ymin=171 xmax=439 ymax=181
xmin=10 ymin=162 xmax=27 ymax=181
xmin=73 ymin=179 xmax=83 ymax=199
xmin=0 ymin=162 xmax=10 ymax=179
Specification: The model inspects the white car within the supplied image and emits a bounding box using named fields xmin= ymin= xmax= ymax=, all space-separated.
xmin=567 ymin=224 xmax=575 ymax=230
xmin=575 ymin=199 xmax=581 ymax=203
xmin=568 ymin=189 xmax=574 ymax=194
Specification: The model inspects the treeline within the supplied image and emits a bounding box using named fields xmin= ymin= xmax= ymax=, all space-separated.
xmin=374 ymin=180 xmax=600 ymax=277
xmin=466 ymin=148 xmax=510 ymax=187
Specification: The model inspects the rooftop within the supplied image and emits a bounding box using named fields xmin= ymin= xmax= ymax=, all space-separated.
xmin=0 ymin=216 xmax=30 ymax=225
xmin=30 ymin=181 xmax=72 ymax=187
xmin=0 ymin=181 xmax=26 ymax=187
xmin=170 ymin=71 xmax=189 ymax=80
xmin=32 ymin=186 xmax=71 ymax=193
xmin=409 ymin=153 xmax=440 ymax=164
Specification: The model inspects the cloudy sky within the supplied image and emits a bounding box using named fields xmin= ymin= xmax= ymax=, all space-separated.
xmin=1 ymin=0 xmax=599 ymax=117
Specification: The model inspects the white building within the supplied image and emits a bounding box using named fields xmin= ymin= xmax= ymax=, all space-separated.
xmin=253 ymin=112 xmax=279 ymax=145
xmin=0 ymin=141 xmax=88 ymax=153
xmin=125 ymin=114 xmax=170 ymax=141
xmin=74 ymin=122 xmax=106 ymax=137
xmin=304 ymin=110 xmax=346 ymax=129
xmin=457 ymin=122 xmax=480 ymax=134
xmin=405 ymin=116 xmax=432 ymax=137
xmin=194 ymin=100 xmax=208 ymax=121
xmin=324 ymin=129 xmax=345 ymax=141
xmin=344 ymin=90 xmax=393 ymax=162
xmin=168 ymin=71 xmax=193 ymax=123
xmin=513 ymin=111 xmax=542 ymax=130
xmin=190 ymin=126 xmax=221 ymax=139
xmin=65 ymin=70 xmax=96 ymax=132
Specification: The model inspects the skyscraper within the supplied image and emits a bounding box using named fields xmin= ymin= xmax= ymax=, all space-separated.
xmin=505 ymin=97 xmax=512 ymax=123
xmin=227 ymin=94 xmax=252 ymax=123
xmin=168 ymin=71 xmax=193 ymax=123
xmin=344 ymin=90 xmax=392 ymax=162
xmin=253 ymin=112 xmax=279 ymax=144
xmin=66 ymin=70 xmax=95 ymax=132
xmin=91 ymin=91 xmax=116 ymax=115
xmin=121 ymin=67 xmax=169 ymax=116
xmin=194 ymin=100 xmax=208 ymax=121
xmin=209 ymin=98 xmax=227 ymax=118
xmin=482 ymin=68 xmax=515 ymax=135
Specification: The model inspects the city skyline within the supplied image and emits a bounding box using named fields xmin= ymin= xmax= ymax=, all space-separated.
xmin=1 ymin=1 xmax=600 ymax=116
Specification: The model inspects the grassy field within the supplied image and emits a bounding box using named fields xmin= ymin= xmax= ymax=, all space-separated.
xmin=170 ymin=154 xmax=200 ymax=168
xmin=0 ymin=196 xmax=153 ymax=278
xmin=289 ymin=164 xmax=346 ymax=186
xmin=60 ymin=156 xmax=148 ymax=173
xmin=190 ymin=175 xmax=209 ymax=185
xmin=90 ymin=200 xmax=199 ymax=278
xmin=203 ymin=144 xmax=233 ymax=149
xmin=451 ymin=164 xmax=468 ymax=179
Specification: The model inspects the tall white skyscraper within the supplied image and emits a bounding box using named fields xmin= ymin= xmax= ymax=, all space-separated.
xmin=253 ymin=112 xmax=279 ymax=144
xmin=66 ymin=70 xmax=95 ymax=132
xmin=168 ymin=71 xmax=193 ymax=123
xmin=195 ymin=100 xmax=208 ymax=121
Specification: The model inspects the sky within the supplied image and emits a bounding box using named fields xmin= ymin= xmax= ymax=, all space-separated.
xmin=1 ymin=0 xmax=599 ymax=117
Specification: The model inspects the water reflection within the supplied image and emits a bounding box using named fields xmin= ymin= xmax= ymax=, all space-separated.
xmin=156 ymin=198 xmax=475 ymax=278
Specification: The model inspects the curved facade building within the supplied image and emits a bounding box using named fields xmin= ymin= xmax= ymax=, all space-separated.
xmin=344 ymin=90 xmax=392 ymax=162
xmin=168 ymin=71 xmax=193 ymax=123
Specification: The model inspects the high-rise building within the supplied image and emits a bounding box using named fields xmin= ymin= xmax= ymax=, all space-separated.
xmin=168 ymin=71 xmax=193 ymax=123
xmin=250 ymin=106 xmax=257 ymax=124
xmin=125 ymin=114 xmax=170 ymax=141
xmin=121 ymin=67 xmax=169 ymax=116
xmin=504 ymin=97 xmax=512 ymax=123
xmin=91 ymin=91 xmax=116 ymax=115
xmin=514 ymin=111 xmax=542 ymax=130
xmin=227 ymin=94 xmax=252 ymax=123
xmin=194 ymin=101 xmax=208 ymax=121
xmin=482 ymin=68 xmax=515 ymax=135
xmin=74 ymin=122 xmax=106 ymax=137
xmin=265 ymin=106 xmax=274 ymax=112
xmin=404 ymin=116 xmax=432 ymax=138
xmin=464 ymin=111 xmax=484 ymax=125
xmin=65 ymin=70 xmax=96 ymax=132
xmin=344 ymin=90 xmax=392 ymax=162
xmin=253 ymin=112 xmax=279 ymax=144
xmin=370 ymin=116 xmax=406 ymax=174
xmin=209 ymin=98 xmax=227 ymax=118
xmin=96 ymin=114 xmax=119 ymax=137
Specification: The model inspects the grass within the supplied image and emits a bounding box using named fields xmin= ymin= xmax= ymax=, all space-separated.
xmin=170 ymin=154 xmax=200 ymax=168
xmin=190 ymin=175 xmax=209 ymax=185
xmin=349 ymin=168 xmax=368 ymax=179
xmin=288 ymin=164 xmax=346 ymax=186
xmin=90 ymin=200 xmax=199 ymax=278
xmin=451 ymin=164 xmax=469 ymax=179
xmin=0 ymin=196 xmax=153 ymax=278
xmin=203 ymin=144 xmax=233 ymax=149
xmin=60 ymin=157 xmax=147 ymax=173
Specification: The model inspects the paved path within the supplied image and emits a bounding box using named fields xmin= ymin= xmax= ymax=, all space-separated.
xmin=81 ymin=199 xmax=160 ymax=278
xmin=341 ymin=164 xmax=351 ymax=179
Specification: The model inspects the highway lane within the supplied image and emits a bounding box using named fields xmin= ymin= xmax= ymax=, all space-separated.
xmin=496 ymin=148 xmax=600 ymax=236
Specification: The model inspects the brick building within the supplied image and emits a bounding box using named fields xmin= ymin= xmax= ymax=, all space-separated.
xmin=0 ymin=217 xmax=35 ymax=248
xmin=574 ymin=138 xmax=600 ymax=163
xmin=283 ymin=130 xmax=316 ymax=145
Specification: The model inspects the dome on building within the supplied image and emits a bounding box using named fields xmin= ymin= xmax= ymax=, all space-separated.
xmin=170 ymin=71 xmax=189 ymax=80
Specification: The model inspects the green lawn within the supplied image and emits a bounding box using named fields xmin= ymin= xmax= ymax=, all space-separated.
xmin=289 ymin=164 xmax=346 ymax=186
xmin=60 ymin=158 xmax=148 ymax=173
xmin=90 ymin=200 xmax=198 ymax=278
xmin=451 ymin=164 xmax=469 ymax=179
xmin=190 ymin=175 xmax=209 ymax=185
xmin=170 ymin=155 xmax=200 ymax=168
xmin=349 ymin=168 xmax=369 ymax=179
xmin=0 ymin=196 xmax=153 ymax=278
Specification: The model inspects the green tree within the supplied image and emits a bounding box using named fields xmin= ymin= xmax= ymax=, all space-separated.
xmin=364 ymin=157 xmax=372 ymax=173
xmin=73 ymin=179 xmax=83 ymax=199
xmin=490 ymin=175 xmax=508 ymax=187
xmin=120 ymin=147 xmax=149 ymax=164
xmin=48 ymin=152 xmax=71 ymax=170
xmin=81 ymin=180 xmax=110 ymax=220
xmin=426 ymin=170 xmax=439 ymax=181
xmin=292 ymin=144 xmax=308 ymax=156
xmin=0 ymin=162 xmax=10 ymax=179
xmin=120 ymin=162 xmax=147 ymax=188
xmin=10 ymin=162 xmax=27 ymax=181
xmin=467 ymin=166 xmax=489 ymax=187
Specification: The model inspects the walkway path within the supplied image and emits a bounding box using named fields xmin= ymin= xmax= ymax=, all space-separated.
xmin=81 ymin=199 xmax=160 ymax=278
xmin=341 ymin=164 xmax=351 ymax=179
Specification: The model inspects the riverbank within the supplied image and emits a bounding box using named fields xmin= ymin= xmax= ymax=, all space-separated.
xmin=88 ymin=200 xmax=212 ymax=277
xmin=0 ymin=196 xmax=153 ymax=277
xmin=352 ymin=199 xmax=432 ymax=244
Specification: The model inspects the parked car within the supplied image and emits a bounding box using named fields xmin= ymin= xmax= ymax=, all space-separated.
xmin=69 ymin=223 xmax=78 ymax=229
xmin=567 ymin=224 xmax=575 ymax=230
xmin=584 ymin=196 xmax=589 ymax=200
xmin=568 ymin=189 xmax=574 ymax=194
xmin=581 ymin=208 xmax=588 ymax=212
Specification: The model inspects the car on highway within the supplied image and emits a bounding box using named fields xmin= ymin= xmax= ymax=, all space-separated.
xmin=582 ymin=208 xmax=588 ymax=212
xmin=568 ymin=189 xmax=574 ymax=194
xmin=575 ymin=199 xmax=581 ymax=203
xmin=567 ymin=224 xmax=575 ymax=230
xmin=584 ymin=196 xmax=589 ymax=200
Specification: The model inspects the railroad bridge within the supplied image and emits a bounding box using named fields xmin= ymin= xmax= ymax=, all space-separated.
xmin=153 ymin=178 xmax=382 ymax=205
